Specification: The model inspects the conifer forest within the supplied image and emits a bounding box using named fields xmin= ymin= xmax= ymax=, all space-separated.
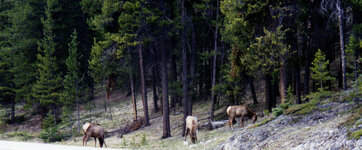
xmin=0 ymin=0 xmax=361 ymax=149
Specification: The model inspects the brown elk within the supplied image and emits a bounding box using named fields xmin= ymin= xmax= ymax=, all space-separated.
xmin=82 ymin=122 xmax=107 ymax=148
xmin=226 ymin=105 xmax=258 ymax=129
xmin=184 ymin=116 xmax=198 ymax=143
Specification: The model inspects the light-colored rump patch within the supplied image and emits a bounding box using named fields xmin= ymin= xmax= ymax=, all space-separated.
xmin=83 ymin=123 xmax=90 ymax=133
xmin=226 ymin=106 xmax=232 ymax=116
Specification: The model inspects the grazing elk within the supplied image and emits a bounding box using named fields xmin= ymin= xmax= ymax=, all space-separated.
xmin=184 ymin=116 xmax=198 ymax=143
xmin=226 ymin=105 xmax=258 ymax=129
xmin=83 ymin=122 xmax=107 ymax=148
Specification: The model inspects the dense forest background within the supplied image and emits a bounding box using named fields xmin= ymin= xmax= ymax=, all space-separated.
xmin=0 ymin=0 xmax=361 ymax=141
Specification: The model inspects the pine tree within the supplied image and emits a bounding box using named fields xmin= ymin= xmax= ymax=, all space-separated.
xmin=32 ymin=0 xmax=62 ymax=119
xmin=310 ymin=49 xmax=335 ymax=91
xmin=61 ymin=29 xmax=83 ymax=132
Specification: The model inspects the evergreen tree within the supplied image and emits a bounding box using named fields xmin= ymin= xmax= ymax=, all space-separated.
xmin=61 ymin=29 xmax=83 ymax=132
xmin=32 ymin=0 xmax=63 ymax=119
xmin=310 ymin=49 xmax=335 ymax=91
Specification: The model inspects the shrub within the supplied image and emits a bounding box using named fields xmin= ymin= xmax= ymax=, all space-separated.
xmin=38 ymin=111 xmax=66 ymax=142
xmin=284 ymin=102 xmax=317 ymax=115
xmin=272 ymin=107 xmax=283 ymax=117
xmin=350 ymin=129 xmax=362 ymax=140
xmin=141 ymin=134 xmax=147 ymax=145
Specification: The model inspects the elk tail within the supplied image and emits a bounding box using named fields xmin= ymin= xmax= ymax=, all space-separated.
xmin=226 ymin=106 xmax=232 ymax=116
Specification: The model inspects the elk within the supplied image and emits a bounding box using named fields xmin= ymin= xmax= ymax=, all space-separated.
xmin=226 ymin=105 xmax=258 ymax=129
xmin=184 ymin=116 xmax=198 ymax=143
xmin=82 ymin=122 xmax=107 ymax=148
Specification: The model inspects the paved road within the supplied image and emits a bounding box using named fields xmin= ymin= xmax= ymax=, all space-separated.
xmin=0 ymin=140 xmax=120 ymax=150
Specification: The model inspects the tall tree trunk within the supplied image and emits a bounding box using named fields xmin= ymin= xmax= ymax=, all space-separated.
xmin=249 ymin=77 xmax=258 ymax=104
xmin=11 ymin=98 xmax=15 ymax=122
xmin=337 ymin=0 xmax=347 ymax=90
xmin=76 ymin=78 xmax=80 ymax=132
xmin=296 ymin=28 xmax=303 ymax=104
xmin=161 ymin=38 xmax=171 ymax=139
xmin=89 ymin=79 xmax=94 ymax=101
xmin=129 ymin=48 xmax=138 ymax=121
xmin=189 ymin=22 xmax=196 ymax=116
xmin=181 ymin=0 xmax=189 ymax=136
xmin=210 ymin=0 xmax=219 ymax=121
xmin=354 ymin=43 xmax=359 ymax=105
xmin=295 ymin=66 xmax=302 ymax=104
xmin=152 ymin=67 xmax=159 ymax=113
xmin=138 ymin=42 xmax=150 ymax=126
xmin=279 ymin=64 xmax=287 ymax=103
xmin=273 ymin=77 xmax=278 ymax=108
xmin=304 ymin=4 xmax=312 ymax=97
xmin=265 ymin=74 xmax=273 ymax=112
xmin=170 ymin=53 xmax=176 ymax=108
xmin=103 ymin=77 xmax=107 ymax=112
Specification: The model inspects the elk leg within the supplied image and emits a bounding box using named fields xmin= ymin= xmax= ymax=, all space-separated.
xmin=82 ymin=134 xmax=86 ymax=146
xmin=84 ymin=133 xmax=91 ymax=147
xmin=184 ymin=128 xmax=188 ymax=141
xmin=103 ymin=139 xmax=107 ymax=148
xmin=240 ymin=117 xmax=244 ymax=127
xmin=94 ymin=138 xmax=97 ymax=147
xmin=228 ymin=117 xmax=232 ymax=129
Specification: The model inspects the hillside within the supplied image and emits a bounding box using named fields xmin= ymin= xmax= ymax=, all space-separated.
xmin=1 ymin=86 xmax=360 ymax=150
xmin=215 ymin=94 xmax=362 ymax=150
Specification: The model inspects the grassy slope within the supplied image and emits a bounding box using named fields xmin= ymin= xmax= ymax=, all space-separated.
xmin=59 ymin=88 xmax=239 ymax=149
xmin=1 ymin=84 xmax=359 ymax=149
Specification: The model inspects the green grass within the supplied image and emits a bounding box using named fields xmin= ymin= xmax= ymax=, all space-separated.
xmin=284 ymin=102 xmax=317 ymax=115
xmin=4 ymin=131 xmax=36 ymax=141
xmin=249 ymin=116 xmax=276 ymax=129
xmin=350 ymin=129 xmax=362 ymax=140
xmin=338 ymin=106 xmax=362 ymax=128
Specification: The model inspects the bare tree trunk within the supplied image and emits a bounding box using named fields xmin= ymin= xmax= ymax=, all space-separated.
xmin=152 ymin=67 xmax=159 ymax=113
xmin=170 ymin=53 xmax=176 ymax=109
xmin=76 ymin=78 xmax=80 ymax=132
xmin=161 ymin=38 xmax=171 ymax=139
xmin=279 ymin=64 xmax=287 ymax=103
xmin=189 ymin=22 xmax=196 ymax=116
xmin=138 ymin=42 xmax=150 ymax=126
xmin=304 ymin=3 xmax=312 ymax=98
xmin=181 ymin=0 xmax=189 ymax=136
xmin=265 ymin=74 xmax=273 ymax=112
xmin=210 ymin=0 xmax=219 ymax=121
xmin=129 ymin=73 xmax=137 ymax=120
xmin=337 ymin=0 xmax=347 ymax=90
xmin=354 ymin=45 xmax=359 ymax=105
xmin=249 ymin=77 xmax=258 ymax=104
xmin=11 ymin=98 xmax=15 ymax=122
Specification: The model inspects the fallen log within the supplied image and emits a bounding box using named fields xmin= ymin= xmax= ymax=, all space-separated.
xmin=201 ymin=120 xmax=228 ymax=130
xmin=105 ymin=118 xmax=144 ymax=138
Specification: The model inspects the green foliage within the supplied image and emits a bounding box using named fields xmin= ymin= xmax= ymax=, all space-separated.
xmin=5 ymin=131 xmax=35 ymax=141
xmin=61 ymin=29 xmax=83 ymax=119
xmin=284 ymin=102 xmax=317 ymax=116
xmin=39 ymin=111 xmax=65 ymax=142
xmin=249 ymin=116 xmax=276 ymax=129
xmin=310 ymin=49 xmax=335 ymax=91
xmin=272 ymin=107 xmax=284 ymax=117
xmin=350 ymin=129 xmax=362 ymax=140
xmin=263 ymin=110 xmax=270 ymax=116
xmin=285 ymin=85 xmax=295 ymax=104
xmin=122 ymin=138 xmax=128 ymax=146
xmin=32 ymin=0 xmax=62 ymax=109
xmin=141 ymin=133 xmax=147 ymax=145
xmin=245 ymin=26 xmax=290 ymax=74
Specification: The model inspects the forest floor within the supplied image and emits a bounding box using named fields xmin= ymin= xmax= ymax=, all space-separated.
xmin=0 ymin=83 xmax=361 ymax=149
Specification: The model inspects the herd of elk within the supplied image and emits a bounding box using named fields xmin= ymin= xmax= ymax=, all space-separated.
xmin=81 ymin=105 xmax=257 ymax=147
